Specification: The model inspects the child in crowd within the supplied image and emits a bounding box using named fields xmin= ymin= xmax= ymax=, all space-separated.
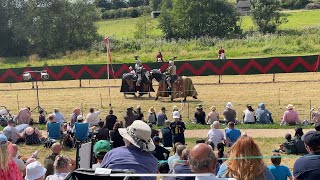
xmin=157 ymin=107 xmax=167 ymax=126
xmin=274 ymin=133 xmax=296 ymax=154
xmin=38 ymin=110 xmax=46 ymax=125
xmin=267 ymin=153 xmax=293 ymax=180
xmin=148 ymin=107 xmax=157 ymax=125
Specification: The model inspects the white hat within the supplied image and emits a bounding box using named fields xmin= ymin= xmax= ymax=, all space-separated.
xmin=118 ymin=120 xmax=155 ymax=151
xmin=77 ymin=115 xmax=84 ymax=121
xmin=226 ymin=102 xmax=233 ymax=109
xmin=173 ymin=111 xmax=180 ymax=119
xmin=25 ymin=161 xmax=47 ymax=180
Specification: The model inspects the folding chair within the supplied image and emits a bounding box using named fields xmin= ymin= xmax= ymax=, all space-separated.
xmin=64 ymin=168 xmax=138 ymax=180
xmin=47 ymin=122 xmax=61 ymax=140
xmin=74 ymin=122 xmax=89 ymax=143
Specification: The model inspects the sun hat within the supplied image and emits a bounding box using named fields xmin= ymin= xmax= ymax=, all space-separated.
xmin=0 ymin=134 xmax=8 ymax=147
xmin=286 ymin=104 xmax=294 ymax=110
xmin=173 ymin=111 xmax=180 ymax=119
xmin=77 ymin=115 xmax=84 ymax=121
xmin=302 ymin=131 xmax=320 ymax=147
xmin=226 ymin=102 xmax=233 ymax=109
xmin=118 ymin=120 xmax=155 ymax=151
xmin=25 ymin=161 xmax=47 ymax=180
xmin=172 ymin=106 xmax=178 ymax=111
xmin=94 ymin=140 xmax=112 ymax=156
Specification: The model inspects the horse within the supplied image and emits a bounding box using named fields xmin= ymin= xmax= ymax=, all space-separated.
xmin=149 ymin=69 xmax=198 ymax=101
xmin=120 ymin=70 xmax=154 ymax=98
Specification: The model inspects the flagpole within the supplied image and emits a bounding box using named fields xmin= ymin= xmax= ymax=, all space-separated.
xmin=105 ymin=36 xmax=112 ymax=109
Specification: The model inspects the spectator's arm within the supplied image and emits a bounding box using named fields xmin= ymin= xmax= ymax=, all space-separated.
xmin=35 ymin=128 xmax=42 ymax=138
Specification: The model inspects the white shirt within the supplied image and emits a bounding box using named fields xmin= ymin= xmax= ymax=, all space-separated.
xmin=92 ymin=162 xmax=101 ymax=170
xmin=12 ymin=155 xmax=26 ymax=175
xmin=167 ymin=154 xmax=180 ymax=171
xmin=207 ymin=129 xmax=225 ymax=147
xmin=86 ymin=111 xmax=101 ymax=126
xmin=243 ymin=109 xmax=255 ymax=123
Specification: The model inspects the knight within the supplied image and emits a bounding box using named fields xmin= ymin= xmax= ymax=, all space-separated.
xmin=165 ymin=60 xmax=177 ymax=91
xmin=134 ymin=55 xmax=143 ymax=86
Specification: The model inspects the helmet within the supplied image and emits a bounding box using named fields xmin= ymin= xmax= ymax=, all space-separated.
xmin=129 ymin=66 xmax=133 ymax=70
xmin=169 ymin=61 xmax=174 ymax=66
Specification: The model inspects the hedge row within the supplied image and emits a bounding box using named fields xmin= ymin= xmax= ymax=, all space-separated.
xmin=101 ymin=6 xmax=152 ymax=19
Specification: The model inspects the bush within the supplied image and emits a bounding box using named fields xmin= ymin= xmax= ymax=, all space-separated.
xmin=305 ymin=3 xmax=320 ymax=9
xmin=101 ymin=6 xmax=151 ymax=19
xmin=280 ymin=0 xmax=310 ymax=9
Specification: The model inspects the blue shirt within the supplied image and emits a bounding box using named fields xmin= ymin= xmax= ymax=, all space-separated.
xmin=217 ymin=163 xmax=275 ymax=180
xmin=225 ymin=128 xmax=241 ymax=143
xmin=101 ymin=145 xmax=157 ymax=180
xmin=157 ymin=113 xmax=167 ymax=126
xmin=267 ymin=165 xmax=292 ymax=180
xmin=54 ymin=112 xmax=65 ymax=124
xmin=293 ymin=153 xmax=320 ymax=180
xmin=174 ymin=163 xmax=195 ymax=180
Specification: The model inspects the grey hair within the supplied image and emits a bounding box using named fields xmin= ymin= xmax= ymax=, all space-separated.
xmin=189 ymin=148 xmax=215 ymax=171
xmin=54 ymin=156 xmax=69 ymax=171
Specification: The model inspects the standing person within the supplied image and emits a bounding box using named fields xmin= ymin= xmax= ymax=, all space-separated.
xmin=53 ymin=108 xmax=65 ymax=124
xmin=194 ymin=105 xmax=206 ymax=125
xmin=156 ymin=51 xmax=164 ymax=62
xmin=267 ymin=154 xmax=293 ymax=180
xmin=124 ymin=107 xmax=138 ymax=127
xmin=86 ymin=108 xmax=101 ymax=126
xmin=0 ymin=134 xmax=23 ymax=180
xmin=161 ymin=120 xmax=173 ymax=147
xmin=105 ymin=110 xmax=117 ymax=130
xmin=223 ymin=102 xmax=236 ymax=124
xmin=243 ymin=105 xmax=255 ymax=124
xmin=218 ymin=47 xmax=225 ymax=58
xmin=135 ymin=106 xmax=144 ymax=121
xmin=101 ymin=120 xmax=157 ymax=180
xmin=16 ymin=107 xmax=31 ymax=125
xmin=217 ymin=136 xmax=274 ymax=180
xmin=170 ymin=111 xmax=186 ymax=145
xmin=157 ymin=107 xmax=167 ymax=126
xmin=207 ymin=106 xmax=219 ymax=125
xmin=70 ymin=108 xmax=81 ymax=127
xmin=281 ymin=104 xmax=299 ymax=126
xmin=38 ymin=110 xmax=46 ymax=125
xmin=225 ymin=122 xmax=241 ymax=147
xmin=3 ymin=120 xmax=24 ymax=144
xmin=293 ymin=131 xmax=320 ymax=179
xmin=109 ymin=122 xmax=125 ymax=148
xmin=207 ymin=121 xmax=224 ymax=148
xmin=256 ymin=103 xmax=273 ymax=124
xmin=148 ymin=107 xmax=157 ymax=125
xmin=310 ymin=106 xmax=320 ymax=124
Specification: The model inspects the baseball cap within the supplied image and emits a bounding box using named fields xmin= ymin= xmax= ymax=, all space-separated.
xmin=77 ymin=115 xmax=84 ymax=121
xmin=0 ymin=134 xmax=8 ymax=147
xmin=302 ymin=131 xmax=320 ymax=147
xmin=173 ymin=111 xmax=180 ymax=119
xmin=94 ymin=140 xmax=111 ymax=156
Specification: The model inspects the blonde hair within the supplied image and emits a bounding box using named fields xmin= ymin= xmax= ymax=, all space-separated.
xmin=211 ymin=106 xmax=216 ymax=111
xmin=149 ymin=107 xmax=156 ymax=113
xmin=225 ymin=136 xmax=265 ymax=180
xmin=0 ymin=145 xmax=9 ymax=170
xmin=164 ymin=120 xmax=171 ymax=127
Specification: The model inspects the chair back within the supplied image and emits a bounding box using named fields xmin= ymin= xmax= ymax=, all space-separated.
xmin=48 ymin=122 xmax=61 ymax=139
xmin=65 ymin=168 xmax=137 ymax=180
xmin=74 ymin=122 xmax=89 ymax=142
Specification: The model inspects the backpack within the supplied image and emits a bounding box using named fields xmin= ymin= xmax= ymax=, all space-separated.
xmin=283 ymin=140 xmax=297 ymax=154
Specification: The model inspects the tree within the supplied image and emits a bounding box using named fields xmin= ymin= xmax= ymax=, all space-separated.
xmin=134 ymin=15 xmax=155 ymax=39
xmin=251 ymin=0 xmax=288 ymax=33
xmin=150 ymin=0 xmax=162 ymax=10
xmin=159 ymin=0 xmax=240 ymax=39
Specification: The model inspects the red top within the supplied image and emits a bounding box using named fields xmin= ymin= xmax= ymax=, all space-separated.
xmin=0 ymin=160 xmax=23 ymax=180
xmin=218 ymin=49 xmax=225 ymax=55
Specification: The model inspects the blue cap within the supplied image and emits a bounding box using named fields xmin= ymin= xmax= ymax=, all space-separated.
xmin=0 ymin=134 xmax=8 ymax=146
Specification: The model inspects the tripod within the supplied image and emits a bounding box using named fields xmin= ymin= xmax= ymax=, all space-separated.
xmin=31 ymin=78 xmax=45 ymax=113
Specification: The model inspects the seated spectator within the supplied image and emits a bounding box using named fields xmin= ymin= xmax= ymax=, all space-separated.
xmin=3 ymin=120 xmax=24 ymax=144
xmin=170 ymin=111 xmax=186 ymax=145
xmin=216 ymin=142 xmax=227 ymax=174
xmin=25 ymin=161 xmax=47 ymax=180
xmin=151 ymin=136 xmax=170 ymax=160
xmin=293 ymin=131 xmax=320 ymax=179
xmin=293 ymin=127 xmax=308 ymax=154
xmin=274 ymin=133 xmax=296 ymax=154
xmin=225 ymin=122 xmax=241 ymax=147
xmin=45 ymin=156 xmax=70 ymax=180
xmin=217 ymin=136 xmax=274 ymax=180
xmin=70 ymin=108 xmax=81 ymax=127
xmin=310 ymin=106 xmax=320 ymax=123
xmin=124 ymin=107 xmax=138 ymax=127
xmin=167 ymin=142 xmax=182 ymax=171
xmin=207 ymin=121 xmax=224 ymax=149
xmin=189 ymin=143 xmax=234 ymax=180
xmin=158 ymin=162 xmax=170 ymax=174
xmin=46 ymin=114 xmax=57 ymax=130
xmin=53 ymin=108 xmax=65 ymax=124
xmin=44 ymin=143 xmax=62 ymax=177
xmin=72 ymin=115 xmax=91 ymax=138
xmin=95 ymin=121 xmax=109 ymax=141
xmin=0 ymin=134 xmax=23 ymax=180
xmin=281 ymin=104 xmax=299 ymax=125
xmin=194 ymin=104 xmax=206 ymax=125
xmin=169 ymin=144 xmax=186 ymax=171
xmin=92 ymin=140 xmax=112 ymax=170
xmin=223 ymin=102 xmax=236 ymax=124
xmin=38 ymin=110 xmax=46 ymax=125
xmin=105 ymin=110 xmax=117 ymax=130
xmin=149 ymin=123 xmax=159 ymax=138
xmin=174 ymin=149 xmax=194 ymax=180
xmin=21 ymin=120 xmax=42 ymax=145
xmin=101 ymin=120 xmax=157 ymax=180
xmin=109 ymin=122 xmax=125 ymax=148
xmin=157 ymin=107 xmax=167 ymax=126
xmin=256 ymin=103 xmax=273 ymax=124
xmin=315 ymin=123 xmax=320 ymax=131
xmin=161 ymin=120 xmax=173 ymax=147
xmin=16 ymin=107 xmax=31 ymax=125
xmin=243 ymin=105 xmax=255 ymax=124
xmin=207 ymin=106 xmax=219 ymax=125
xmin=267 ymin=153 xmax=293 ymax=180
xmin=86 ymin=108 xmax=101 ymax=126
xmin=11 ymin=144 xmax=26 ymax=176
xmin=148 ymin=107 xmax=157 ymax=125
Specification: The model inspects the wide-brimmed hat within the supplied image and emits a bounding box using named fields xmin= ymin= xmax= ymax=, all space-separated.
xmin=226 ymin=102 xmax=233 ymax=109
xmin=25 ymin=161 xmax=47 ymax=180
xmin=173 ymin=111 xmax=180 ymax=119
xmin=286 ymin=104 xmax=294 ymax=110
xmin=118 ymin=120 xmax=155 ymax=151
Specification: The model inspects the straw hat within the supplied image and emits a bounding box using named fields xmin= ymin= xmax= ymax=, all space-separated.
xmin=118 ymin=120 xmax=155 ymax=151
xmin=286 ymin=104 xmax=294 ymax=110
xmin=226 ymin=102 xmax=234 ymax=109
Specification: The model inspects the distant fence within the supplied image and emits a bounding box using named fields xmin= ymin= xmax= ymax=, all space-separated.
xmin=0 ymin=55 xmax=319 ymax=83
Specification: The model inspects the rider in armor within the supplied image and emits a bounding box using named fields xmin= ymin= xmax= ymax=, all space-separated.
xmin=129 ymin=66 xmax=136 ymax=77
xmin=165 ymin=60 xmax=177 ymax=91
xmin=134 ymin=55 xmax=143 ymax=86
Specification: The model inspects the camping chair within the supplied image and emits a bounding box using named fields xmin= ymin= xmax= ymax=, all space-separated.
xmin=64 ymin=168 xmax=138 ymax=180
xmin=47 ymin=122 xmax=61 ymax=140
xmin=74 ymin=122 xmax=89 ymax=143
